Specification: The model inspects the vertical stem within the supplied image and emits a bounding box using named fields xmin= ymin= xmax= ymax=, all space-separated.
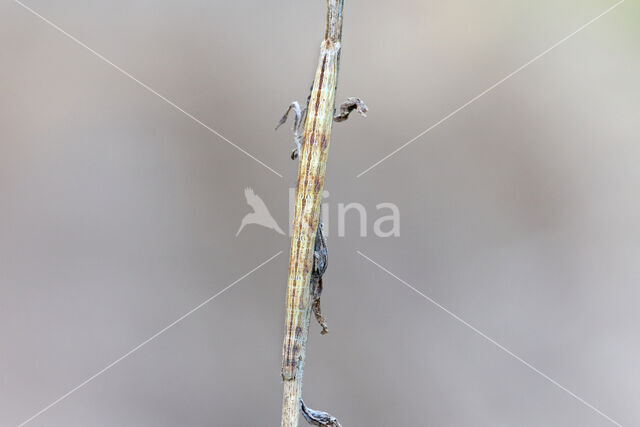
xmin=281 ymin=1 xmax=344 ymax=426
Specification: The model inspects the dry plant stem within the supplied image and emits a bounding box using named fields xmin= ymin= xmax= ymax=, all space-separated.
xmin=281 ymin=1 xmax=344 ymax=426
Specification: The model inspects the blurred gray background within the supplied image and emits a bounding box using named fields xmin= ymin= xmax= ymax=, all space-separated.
xmin=1 ymin=0 xmax=639 ymax=426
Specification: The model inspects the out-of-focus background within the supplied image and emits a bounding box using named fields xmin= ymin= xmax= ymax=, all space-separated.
xmin=1 ymin=1 xmax=639 ymax=426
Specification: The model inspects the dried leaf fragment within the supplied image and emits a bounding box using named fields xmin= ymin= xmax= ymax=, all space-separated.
xmin=300 ymin=399 xmax=342 ymax=427
xmin=333 ymin=97 xmax=368 ymax=122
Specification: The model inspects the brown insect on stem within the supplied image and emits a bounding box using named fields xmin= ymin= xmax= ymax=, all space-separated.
xmin=280 ymin=1 xmax=347 ymax=426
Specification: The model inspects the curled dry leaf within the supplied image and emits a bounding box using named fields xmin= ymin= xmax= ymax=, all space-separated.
xmin=300 ymin=399 xmax=342 ymax=427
